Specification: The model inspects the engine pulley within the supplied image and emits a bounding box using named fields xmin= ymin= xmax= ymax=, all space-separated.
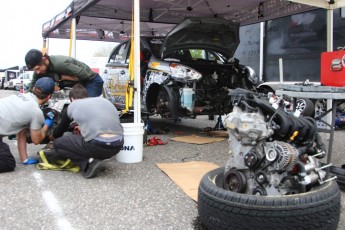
xmin=252 ymin=186 xmax=267 ymax=196
xmin=223 ymin=169 xmax=247 ymax=193
xmin=244 ymin=150 xmax=260 ymax=168
xmin=255 ymin=171 xmax=269 ymax=185
xmin=265 ymin=147 xmax=278 ymax=162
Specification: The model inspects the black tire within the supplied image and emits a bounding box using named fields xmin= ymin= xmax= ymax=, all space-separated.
xmin=296 ymin=98 xmax=315 ymax=117
xmin=198 ymin=167 xmax=341 ymax=230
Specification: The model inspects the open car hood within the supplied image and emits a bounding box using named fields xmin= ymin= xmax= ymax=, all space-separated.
xmin=160 ymin=17 xmax=240 ymax=59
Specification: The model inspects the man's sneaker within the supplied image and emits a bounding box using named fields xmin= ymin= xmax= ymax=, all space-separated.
xmin=43 ymin=142 xmax=55 ymax=150
xmin=39 ymin=149 xmax=57 ymax=163
xmin=83 ymin=159 xmax=104 ymax=179
xmin=37 ymin=142 xmax=54 ymax=155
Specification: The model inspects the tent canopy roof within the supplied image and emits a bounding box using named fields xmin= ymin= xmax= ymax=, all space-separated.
xmin=42 ymin=0 xmax=345 ymax=42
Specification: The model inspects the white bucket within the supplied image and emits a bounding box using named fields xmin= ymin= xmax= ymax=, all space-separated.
xmin=116 ymin=123 xmax=144 ymax=163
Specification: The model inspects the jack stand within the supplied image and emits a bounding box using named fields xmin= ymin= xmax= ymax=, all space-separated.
xmin=214 ymin=115 xmax=225 ymax=130
xmin=145 ymin=115 xmax=154 ymax=134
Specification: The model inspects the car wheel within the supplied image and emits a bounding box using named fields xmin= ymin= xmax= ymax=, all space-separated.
xmin=156 ymin=86 xmax=177 ymax=119
xmin=295 ymin=98 xmax=315 ymax=117
xmin=314 ymin=99 xmax=327 ymax=129
xmin=315 ymin=99 xmax=327 ymax=118
xmin=198 ymin=167 xmax=341 ymax=230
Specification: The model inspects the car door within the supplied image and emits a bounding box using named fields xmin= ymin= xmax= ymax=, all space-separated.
xmin=103 ymin=41 xmax=131 ymax=109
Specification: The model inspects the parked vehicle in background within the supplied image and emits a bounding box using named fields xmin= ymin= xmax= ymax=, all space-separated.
xmin=4 ymin=71 xmax=33 ymax=91
xmin=1 ymin=70 xmax=20 ymax=89
xmin=102 ymin=17 xmax=261 ymax=120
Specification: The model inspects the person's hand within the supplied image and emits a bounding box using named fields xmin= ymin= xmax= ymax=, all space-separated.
xmin=46 ymin=111 xmax=55 ymax=119
xmin=23 ymin=158 xmax=39 ymax=165
xmin=45 ymin=118 xmax=54 ymax=128
xmin=73 ymin=126 xmax=81 ymax=135
xmin=48 ymin=135 xmax=55 ymax=141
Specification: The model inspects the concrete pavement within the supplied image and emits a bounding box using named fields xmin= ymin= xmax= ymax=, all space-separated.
xmin=0 ymin=89 xmax=344 ymax=230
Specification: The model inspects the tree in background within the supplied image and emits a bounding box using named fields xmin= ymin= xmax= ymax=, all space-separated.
xmin=93 ymin=44 xmax=117 ymax=57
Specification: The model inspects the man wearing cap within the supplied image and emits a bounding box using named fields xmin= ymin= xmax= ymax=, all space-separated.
xmin=0 ymin=77 xmax=56 ymax=173
xmin=25 ymin=49 xmax=104 ymax=97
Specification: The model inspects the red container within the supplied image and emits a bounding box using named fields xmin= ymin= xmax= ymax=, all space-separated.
xmin=321 ymin=50 xmax=345 ymax=86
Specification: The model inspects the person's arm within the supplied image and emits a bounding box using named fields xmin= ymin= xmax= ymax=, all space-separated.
xmin=55 ymin=56 xmax=95 ymax=82
xmin=29 ymin=73 xmax=39 ymax=92
xmin=30 ymin=124 xmax=50 ymax=145
xmin=17 ymin=125 xmax=49 ymax=164
xmin=60 ymin=75 xmax=79 ymax=81
xmin=51 ymin=108 xmax=73 ymax=139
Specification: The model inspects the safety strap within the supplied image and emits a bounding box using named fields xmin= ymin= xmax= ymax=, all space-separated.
xmin=36 ymin=151 xmax=80 ymax=173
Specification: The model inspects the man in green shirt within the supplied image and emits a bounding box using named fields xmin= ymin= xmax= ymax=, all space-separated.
xmin=25 ymin=49 xmax=104 ymax=97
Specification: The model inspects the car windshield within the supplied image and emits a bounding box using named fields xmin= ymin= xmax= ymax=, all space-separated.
xmin=145 ymin=37 xmax=228 ymax=64
xmin=164 ymin=49 xmax=227 ymax=63
xmin=146 ymin=37 xmax=164 ymax=57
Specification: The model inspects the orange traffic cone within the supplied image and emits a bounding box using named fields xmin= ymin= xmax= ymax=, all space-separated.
xmin=19 ymin=80 xmax=24 ymax=93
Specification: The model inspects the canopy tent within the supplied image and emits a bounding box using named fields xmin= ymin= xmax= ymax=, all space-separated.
xmin=42 ymin=0 xmax=345 ymax=42
xmin=43 ymin=0 xmax=323 ymax=42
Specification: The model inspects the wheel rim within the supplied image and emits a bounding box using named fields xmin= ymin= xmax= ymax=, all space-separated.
xmin=296 ymin=99 xmax=306 ymax=112
xmin=315 ymin=99 xmax=326 ymax=117
xmin=156 ymin=89 xmax=171 ymax=117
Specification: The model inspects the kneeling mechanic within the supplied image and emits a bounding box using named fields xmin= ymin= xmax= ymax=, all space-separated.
xmin=0 ymin=77 xmax=55 ymax=173
xmin=43 ymin=84 xmax=124 ymax=179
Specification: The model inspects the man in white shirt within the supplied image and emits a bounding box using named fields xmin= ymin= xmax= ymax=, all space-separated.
xmin=0 ymin=77 xmax=55 ymax=173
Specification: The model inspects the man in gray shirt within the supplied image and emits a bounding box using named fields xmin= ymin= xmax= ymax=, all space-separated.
xmin=45 ymin=84 xmax=124 ymax=179
xmin=0 ymin=77 xmax=55 ymax=173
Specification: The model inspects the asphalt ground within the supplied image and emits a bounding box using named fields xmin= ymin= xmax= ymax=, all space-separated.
xmin=0 ymin=89 xmax=344 ymax=230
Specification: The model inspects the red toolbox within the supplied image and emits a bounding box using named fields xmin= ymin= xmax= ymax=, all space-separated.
xmin=321 ymin=50 xmax=345 ymax=86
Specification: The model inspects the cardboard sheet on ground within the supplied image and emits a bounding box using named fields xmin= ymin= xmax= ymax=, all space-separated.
xmin=170 ymin=135 xmax=225 ymax=144
xmin=156 ymin=161 xmax=219 ymax=201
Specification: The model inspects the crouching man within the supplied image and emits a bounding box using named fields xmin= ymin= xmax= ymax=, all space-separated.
xmin=44 ymin=84 xmax=124 ymax=179
xmin=0 ymin=77 xmax=55 ymax=173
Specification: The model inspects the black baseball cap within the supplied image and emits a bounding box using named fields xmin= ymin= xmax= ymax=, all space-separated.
xmin=25 ymin=49 xmax=43 ymax=70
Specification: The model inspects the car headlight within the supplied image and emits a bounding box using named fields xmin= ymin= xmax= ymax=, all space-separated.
xmin=169 ymin=63 xmax=202 ymax=82
xmin=244 ymin=66 xmax=259 ymax=85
